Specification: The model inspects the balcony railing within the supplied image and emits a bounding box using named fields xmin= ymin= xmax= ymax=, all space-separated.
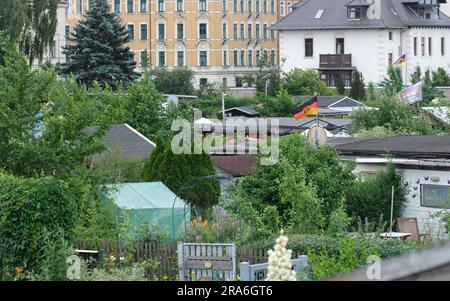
xmin=319 ymin=54 xmax=352 ymax=69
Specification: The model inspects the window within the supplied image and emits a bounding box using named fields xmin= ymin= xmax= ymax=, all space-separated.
xmin=256 ymin=50 xmax=260 ymax=64
xmin=140 ymin=0 xmax=147 ymax=12
xmin=240 ymin=50 xmax=245 ymax=66
xmin=271 ymin=49 xmax=275 ymax=64
xmin=66 ymin=0 xmax=70 ymax=15
xmin=177 ymin=23 xmax=184 ymax=39
xmin=223 ymin=0 xmax=227 ymax=12
xmin=348 ymin=7 xmax=361 ymax=19
xmin=256 ymin=24 xmax=260 ymax=39
xmin=336 ymin=38 xmax=345 ymax=54
xmin=140 ymin=24 xmax=148 ymax=40
xmin=158 ymin=23 xmax=165 ymax=40
xmin=270 ymin=25 xmax=275 ymax=39
xmin=288 ymin=2 xmax=292 ymax=14
xmin=114 ymin=0 xmax=120 ymax=13
xmin=314 ymin=9 xmax=324 ymax=19
xmin=263 ymin=0 xmax=267 ymax=13
xmin=199 ymin=0 xmax=207 ymax=12
xmin=158 ymin=0 xmax=164 ymax=12
xmin=222 ymin=23 xmax=227 ymax=40
xmin=233 ymin=23 xmax=238 ymax=39
xmin=200 ymin=51 xmax=208 ymax=66
xmin=389 ymin=31 xmax=393 ymax=40
xmin=270 ymin=0 xmax=274 ymax=13
xmin=177 ymin=0 xmax=183 ymax=11
xmin=388 ymin=52 xmax=393 ymax=66
xmin=127 ymin=24 xmax=135 ymax=40
xmin=280 ymin=1 xmax=285 ymax=17
xmin=127 ymin=0 xmax=133 ymax=13
xmin=421 ymin=185 xmax=450 ymax=209
xmin=256 ymin=0 xmax=260 ymax=13
xmin=223 ymin=50 xmax=228 ymax=66
xmin=177 ymin=51 xmax=184 ymax=66
xmin=200 ymin=78 xmax=208 ymax=87
xmin=240 ymin=23 xmax=245 ymax=39
xmin=429 ymin=37 xmax=432 ymax=56
xmin=248 ymin=24 xmax=252 ymax=40
xmin=233 ymin=0 xmax=238 ymax=12
xmin=263 ymin=24 xmax=268 ymax=39
xmin=65 ymin=25 xmax=70 ymax=38
xmin=441 ymin=37 xmax=445 ymax=56
xmin=199 ymin=23 xmax=207 ymax=39
xmin=248 ymin=0 xmax=252 ymax=13
xmin=158 ymin=51 xmax=165 ymax=66
xmin=263 ymin=49 xmax=268 ymax=63
xmin=76 ymin=0 xmax=83 ymax=14
xmin=240 ymin=0 xmax=244 ymax=13
xmin=414 ymin=37 xmax=418 ymax=56
xmin=234 ymin=50 xmax=238 ymax=66
xmin=248 ymin=50 xmax=253 ymax=66
xmin=421 ymin=37 xmax=425 ymax=56
xmin=305 ymin=38 xmax=313 ymax=57
xmin=140 ymin=50 xmax=148 ymax=67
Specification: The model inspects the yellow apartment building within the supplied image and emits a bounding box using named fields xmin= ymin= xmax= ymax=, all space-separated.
xmin=65 ymin=0 xmax=278 ymax=88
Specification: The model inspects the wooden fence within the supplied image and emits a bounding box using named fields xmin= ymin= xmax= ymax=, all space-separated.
xmin=76 ymin=240 xmax=307 ymax=280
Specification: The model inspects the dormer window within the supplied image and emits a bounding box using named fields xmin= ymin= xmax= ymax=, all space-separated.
xmin=348 ymin=7 xmax=362 ymax=19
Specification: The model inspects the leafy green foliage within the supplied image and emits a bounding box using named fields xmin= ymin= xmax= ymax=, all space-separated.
xmin=148 ymin=67 xmax=195 ymax=95
xmin=410 ymin=65 xmax=422 ymax=84
xmin=258 ymin=88 xmax=294 ymax=117
xmin=142 ymin=141 xmax=220 ymax=211
xmin=0 ymin=0 xmax=58 ymax=65
xmin=367 ymin=82 xmax=377 ymax=102
xmin=432 ymin=67 xmax=450 ymax=87
xmin=349 ymin=71 xmax=366 ymax=100
xmin=255 ymin=53 xmax=282 ymax=96
xmin=346 ymin=164 xmax=408 ymax=228
xmin=336 ymin=74 xmax=346 ymax=95
xmin=351 ymin=97 xmax=438 ymax=135
xmin=381 ymin=66 xmax=403 ymax=97
xmin=140 ymin=49 xmax=149 ymax=69
xmin=59 ymin=0 xmax=138 ymax=88
xmin=283 ymin=68 xmax=333 ymax=96
xmin=0 ymin=174 xmax=77 ymax=275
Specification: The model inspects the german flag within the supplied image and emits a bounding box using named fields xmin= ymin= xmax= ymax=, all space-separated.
xmin=293 ymin=96 xmax=319 ymax=120
xmin=394 ymin=54 xmax=406 ymax=66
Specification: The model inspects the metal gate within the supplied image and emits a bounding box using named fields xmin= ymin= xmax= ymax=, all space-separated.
xmin=177 ymin=243 xmax=236 ymax=281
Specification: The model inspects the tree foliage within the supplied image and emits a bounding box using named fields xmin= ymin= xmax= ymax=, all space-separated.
xmin=149 ymin=67 xmax=195 ymax=95
xmin=336 ymin=74 xmax=346 ymax=95
xmin=381 ymin=66 xmax=403 ymax=97
xmin=59 ymin=0 xmax=138 ymax=88
xmin=255 ymin=53 xmax=282 ymax=96
xmin=142 ymin=140 xmax=221 ymax=211
xmin=349 ymin=71 xmax=366 ymax=100
xmin=258 ymin=88 xmax=294 ymax=117
xmin=283 ymin=68 xmax=332 ymax=96
xmin=0 ymin=0 xmax=59 ymax=66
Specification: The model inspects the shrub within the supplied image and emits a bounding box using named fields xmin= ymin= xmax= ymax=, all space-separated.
xmin=0 ymin=174 xmax=77 ymax=276
xmin=345 ymin=164 xmax=408 ymax=228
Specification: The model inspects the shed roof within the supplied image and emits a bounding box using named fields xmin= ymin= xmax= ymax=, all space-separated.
xmin=100 ymin=182 xmax=185 ymax=210
xmin=212 ymin=155 xmax=257 ymax=177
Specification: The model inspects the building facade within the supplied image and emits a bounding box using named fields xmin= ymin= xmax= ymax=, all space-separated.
xmin=65 ymin=0 xmax=278 ymax=88
xmin=273 ymin=0 xmax=450 ymax=87
xmin=31 ymin=0 xmax=67 ymax=69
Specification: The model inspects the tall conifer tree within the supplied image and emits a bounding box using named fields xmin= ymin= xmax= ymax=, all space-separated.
xmin=59 ymin=0 xmax=138 ymax=88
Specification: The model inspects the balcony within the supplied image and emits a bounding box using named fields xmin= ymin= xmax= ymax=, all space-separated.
xmin=319 ymin=54 xmax=353 ymax=69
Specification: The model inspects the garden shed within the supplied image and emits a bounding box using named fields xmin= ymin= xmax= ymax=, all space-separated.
xmin=98 ymin=182 xmax=190 ymax=239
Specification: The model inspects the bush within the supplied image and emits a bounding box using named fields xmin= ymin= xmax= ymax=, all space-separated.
xmin=345 ymin=164 xmax=408 ymax=228
xmin=283 ymin=68 xmax=334 ymax=96
xmin=0 ymin=174 xmax=77 ymax=276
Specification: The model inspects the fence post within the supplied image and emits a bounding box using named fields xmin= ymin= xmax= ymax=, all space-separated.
xmin=240 ymin=262 xmax=250 ymax=281
xmin=177 ymin=242 xmax=184 ymax=281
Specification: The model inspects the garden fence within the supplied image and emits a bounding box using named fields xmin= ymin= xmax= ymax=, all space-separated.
xmin=76 ymin=240 xmax=307 ymax=280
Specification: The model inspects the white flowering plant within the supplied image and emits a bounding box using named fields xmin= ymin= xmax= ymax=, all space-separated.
xmin=265 ymin=231 xmax=297 ymax=281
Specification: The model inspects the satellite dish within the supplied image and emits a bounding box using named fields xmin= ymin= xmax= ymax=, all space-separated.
xmin=307 ymin=125 xmax=328 ymax=147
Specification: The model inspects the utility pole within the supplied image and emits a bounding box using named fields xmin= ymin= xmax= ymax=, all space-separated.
xmin=222 ymin=92 xmax=226 ymax=122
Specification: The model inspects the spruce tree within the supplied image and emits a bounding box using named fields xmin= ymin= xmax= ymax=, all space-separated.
xmin=410 ymin=65 xmax=422 ymax=84
xmin=59 ymin=0 xmax=138 ymax=88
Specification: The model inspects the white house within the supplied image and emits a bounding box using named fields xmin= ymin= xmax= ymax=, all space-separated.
xmin=334 ymin=135 xmax=450 ymax=238
xmin=273 ymin=0 xmax=450 ymax=87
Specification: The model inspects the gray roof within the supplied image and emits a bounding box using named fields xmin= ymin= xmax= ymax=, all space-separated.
xmin=335 ymin=135 xmax=450 ymax=159
xmin=293 ymin=95 xmax=364 ymax=108
xmin=92 ymin=124 xmax=156 ymax=162
xmin=222 ymin=106 xmax=260 ymax=116
xmin=273 ymin=0 xmax=450 ymax=30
